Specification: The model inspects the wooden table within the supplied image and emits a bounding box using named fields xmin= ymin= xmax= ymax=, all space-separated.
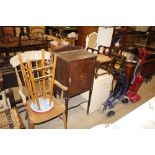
xmin=0 ymin=39 xmax=49 ymax=65
xmin=125 ymin=59 xmax=155 ymax=83
xmin=0 ymin=39 xmax=49 ymax=53
xmin=135 ymin=44 xmax=155 ymax=59
xmin=135 ymin=43 xmax=155 ymax=52
xmin=52 ymin=45 xmax=82 ymax=54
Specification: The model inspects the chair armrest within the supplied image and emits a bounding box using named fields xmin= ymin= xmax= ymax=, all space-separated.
xmin=18 ymin=89 xmax=27 ymax=105
xmin=54 ymin=80 xmax=68 ymax=91
xmin=18 ymin=80 xmax=68 ymax=105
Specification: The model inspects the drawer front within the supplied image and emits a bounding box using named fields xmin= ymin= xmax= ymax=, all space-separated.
xmin=68 ymin=58 xmax=95 ymax=96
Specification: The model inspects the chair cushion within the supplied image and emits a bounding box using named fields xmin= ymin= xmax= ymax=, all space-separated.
xmin=97 ymin=54 xmax=112 ymax=63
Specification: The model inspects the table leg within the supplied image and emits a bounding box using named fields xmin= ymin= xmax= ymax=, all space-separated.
xmin=87 ymin=89 xmax=93 ymax=114
xmin=65 ymin=97 xmax=69 ymax=123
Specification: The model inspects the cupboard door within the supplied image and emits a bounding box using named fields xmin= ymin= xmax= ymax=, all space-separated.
xmin=69 ymin=58 xmax=95 ymax=96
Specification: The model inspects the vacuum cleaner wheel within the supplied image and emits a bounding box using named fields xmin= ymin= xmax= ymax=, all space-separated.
xmin=107 ymin=110 xmax=115 ymax=117
xmin=122 ymin=97 xmax=129 ymax=104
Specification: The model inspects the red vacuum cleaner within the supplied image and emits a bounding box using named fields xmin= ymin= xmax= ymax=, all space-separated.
xmin=126 ymin=48 xmax=147 ymax=102
xmin=126 ymin=67 xmax=143 ymax=102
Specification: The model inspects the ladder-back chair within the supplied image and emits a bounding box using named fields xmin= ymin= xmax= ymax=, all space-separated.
xmin=85 ymin=32 xmax=98 ymax=52
xmin=85 ymin=31 xmax=113 ymax=78
xmin=10 ymin=50 xmax=68 ymax=128
xmin=29 ymin=26 xmax=45 ymax=40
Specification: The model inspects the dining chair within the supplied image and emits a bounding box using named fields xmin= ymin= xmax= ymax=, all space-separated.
xmin=85 ymin=32 xmax=98 ymax=53
xmin=10 ymin=49 xmax=68 ymax=128
xmin=2 ymin=27 xmax=16 ymax=43
xmin=29 ymin=26 xmax=45 ymax=40
xmin=85 ymin=30 xmax=113 ymax=78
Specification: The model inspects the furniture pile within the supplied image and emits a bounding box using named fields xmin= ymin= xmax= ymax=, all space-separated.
xmin=10 ymin=50 xmax=68 ymax=128
xmin=85 ymin=27 xmax=126 ymax=78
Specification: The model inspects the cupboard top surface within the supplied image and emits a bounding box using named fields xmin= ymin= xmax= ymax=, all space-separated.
xmin=57 ymin=50 xmax=97 ymax=62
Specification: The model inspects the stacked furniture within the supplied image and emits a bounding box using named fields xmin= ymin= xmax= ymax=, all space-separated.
xmin=10 ymin=50 xmax=68 ymax=128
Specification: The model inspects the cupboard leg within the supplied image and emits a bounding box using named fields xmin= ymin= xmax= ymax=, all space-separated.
xmin=65 ymin=97 xmax=69 ymax=123
xmin=87 ymin=89 xmax=93 ymax=114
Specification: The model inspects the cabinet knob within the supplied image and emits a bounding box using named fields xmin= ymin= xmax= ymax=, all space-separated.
xmin=80 ymin=75 xmax=84 ymax=80
xmin=69 ymin=77 xmax=71 ymax=84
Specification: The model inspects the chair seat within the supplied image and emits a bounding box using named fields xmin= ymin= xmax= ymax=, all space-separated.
xmin=0 ymin=107 xmax=25 ymax=129
xmin=97 ymin=54 xmax=112 ymax=63
xmin=26 ymin=97 xmax=65 ymax=124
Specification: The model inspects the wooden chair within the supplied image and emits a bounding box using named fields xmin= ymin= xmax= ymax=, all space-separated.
xmin=2 ymin=27 xmax=16 ymax=43
xmin=85 ymin=32 xmax=98 ymax=52
xmin=96 ymin=27 xmax=114 ymax=74
xmin=10 ymin=50 xmax=68 ymax=129
xmin=29 ymin=26 xmax=45 ymax=40
xmin=111 ymin=52 xmax=126 ymax=71
xmin=97 ymin=27 xmax=114 ymax=49
xmin=0 ymin=89 xmax=25 ymax=129
xmin=85 ymin=31 xmax=113 ymax=78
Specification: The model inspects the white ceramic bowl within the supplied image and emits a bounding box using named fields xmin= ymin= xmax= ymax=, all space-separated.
xmin=31 ymin=97 xmax=54 ymax=113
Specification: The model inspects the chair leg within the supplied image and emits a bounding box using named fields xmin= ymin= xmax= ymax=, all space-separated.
xmin=25 ymin=111 xmax=28 ymax=120
xmin=95 ymin=67 xmax=98 ymax=79
xmin=95 ymin=63 xmax=99 ymax=79
xmin=28 ymin=119 xmax=34 ymax=129
xmin=63 ymin=112 xmax=67 ymax=129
